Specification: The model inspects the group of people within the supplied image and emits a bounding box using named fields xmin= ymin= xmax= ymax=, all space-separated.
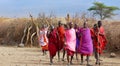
xmin=38 ymin=20 xmax=107 ymax=66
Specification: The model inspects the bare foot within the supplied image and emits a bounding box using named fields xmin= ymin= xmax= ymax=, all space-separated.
xmin=70 ymin=62 xmax=73 ymax=65
xmin=62 ymin=58 xmax=64 ymax=61
xmin=50 ymin=62 xmax=53 ymax=65
xmin=67 ymin=63 xmax=70 ymax=66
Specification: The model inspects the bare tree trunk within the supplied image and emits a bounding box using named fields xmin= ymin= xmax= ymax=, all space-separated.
xmin=21 ymin=27 xmax=27 ymax=44
xmin=25 ymin=26 xmax=32 ymax=46
xmin=29 ymin=14 xmax=40 ymax=47
xmin=30 ymin=32 xmax=36 ymax=47
xmin=18 ymin=26 xmax=27 ymax=47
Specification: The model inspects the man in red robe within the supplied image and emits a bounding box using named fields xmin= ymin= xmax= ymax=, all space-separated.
xmin=97 ymin=21 xmax=107 ymax=65
xmin=98 ymin=21 xmax=107 ymax=51
xmin=91 ymin=24 xmax=100 ymax=64
xmin=91 ymin=21 xmax=107 ymax=65
xmin=57 ymin=21 xmax=65 ymax=61
xmin=47 ymin=25 xmax=58 ymax=65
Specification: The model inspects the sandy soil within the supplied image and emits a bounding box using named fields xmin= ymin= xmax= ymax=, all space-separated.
xmin=0 ymin=46 xmax=120 ymax=66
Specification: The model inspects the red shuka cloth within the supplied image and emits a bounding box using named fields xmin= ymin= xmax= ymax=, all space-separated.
xmin=48 ymin=29 xmax=58 ymax=58
xmin=66 ymin=49 xmax=74 ymax=56
xmin=98 ymin=26 xmax=107 ymax=50
xmin=90 ymin=27 xmax=107 ymax=54
xmin=57 ymin=26 xmax=65 ymax=50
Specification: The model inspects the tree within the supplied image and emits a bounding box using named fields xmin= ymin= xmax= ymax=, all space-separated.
xmin=88 ymin=2 xmax=119 ymax=20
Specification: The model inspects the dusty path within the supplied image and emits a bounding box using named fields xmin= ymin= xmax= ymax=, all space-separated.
xmin=0 ymin=46 xmax=120 ymax=66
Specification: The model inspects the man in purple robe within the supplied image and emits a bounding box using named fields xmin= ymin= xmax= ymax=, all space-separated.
xmin=79 ymin=22 xmax=93 ymax=66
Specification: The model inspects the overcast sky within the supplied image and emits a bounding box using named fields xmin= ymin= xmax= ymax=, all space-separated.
xmin=0 ymin=0 xmax=120 ymax=19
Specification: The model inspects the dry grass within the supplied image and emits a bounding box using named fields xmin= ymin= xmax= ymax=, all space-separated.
xmin=0 ymin=15 xmax=120 ymax=52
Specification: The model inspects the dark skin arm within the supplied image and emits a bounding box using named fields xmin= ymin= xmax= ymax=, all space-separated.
xmin=64 ymin=34 xmax=67 ymax=46
xmin=47 ymin=30 xmax=50 ymax=38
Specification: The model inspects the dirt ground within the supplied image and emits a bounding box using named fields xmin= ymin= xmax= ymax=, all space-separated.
xmin=0 ymin=46 xmax=120 ymax=66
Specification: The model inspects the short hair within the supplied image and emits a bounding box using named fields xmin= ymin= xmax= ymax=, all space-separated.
xmin=69 ymin=22 xmax=73 ymax=25
xmin=98 ymin=20 xmax=102 ymax=27
xmin=94 ymin=24 xmax=97 ymax=28
xmin=58 ymin=21 xmax=62 ymax=24
xmin=83 ymin=21 xmax=87 ymax=26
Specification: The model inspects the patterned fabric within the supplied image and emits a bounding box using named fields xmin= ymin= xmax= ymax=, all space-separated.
xmin=39 ymin=29 xmax=48 ymax=50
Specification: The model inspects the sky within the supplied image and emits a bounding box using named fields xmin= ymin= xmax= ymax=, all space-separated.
xmin=0 ymin=0 xmax=120 ymax=19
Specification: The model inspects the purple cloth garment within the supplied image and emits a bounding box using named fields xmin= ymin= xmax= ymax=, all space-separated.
xmin=79 ymin=28 xmax=93 ymax=55
xmin=75 ymin=28 xmax=80 ymax=52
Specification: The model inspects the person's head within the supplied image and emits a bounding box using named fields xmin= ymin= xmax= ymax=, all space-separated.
xmin=64 ymin=24 xmax=69 ymax=30
xmin=74 ymin=23 xmax=78 ymax=29
xmin=69 ymin=22 xmax=73 ymax=29
xmin=41 ymin=25 xmax=45 ymax=30
xmin=83 ymin=22 xmax=88 ymax=28
xmin=98 ymin=21 xmax=102 ymax=28
xmin=93 ymin=24 xmax=98 ymax=30
xmin=50 ymin=25 xmax=54 ymax=31
xmin=58 ymin=21 xmax=62 ymax=27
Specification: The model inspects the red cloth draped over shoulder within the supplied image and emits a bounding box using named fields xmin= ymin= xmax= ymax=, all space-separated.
xmin=57 ymin=26 xmax=65 ymax=50
xmin=90 ymin=28 xmax=98 ymax=48
xmin=90 ymin=28 xmax=101 ymax=53
xmin=98 ymin=26 xmax=107 ymax=50
xmin=48 ymin=29 xmax=58 ymax=57
xmin=90 ymin=27 xmax=107 ymax=54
